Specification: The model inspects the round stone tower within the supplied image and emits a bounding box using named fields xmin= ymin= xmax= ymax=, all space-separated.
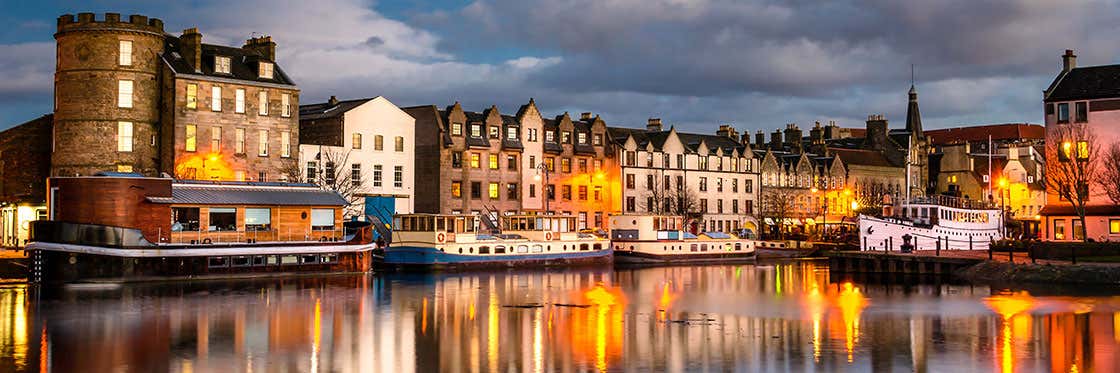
xmin=52 ymin=13 xmax=165 ymax=176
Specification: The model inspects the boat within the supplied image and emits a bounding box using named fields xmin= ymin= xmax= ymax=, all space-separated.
xmin=383 ymin=214 xmax=612 ymax=269
xmin=753 ymin=240 xmax=820 ymax=259
xmin=27 ymin=176 xmax=379 ymax=283
xmin=608 ymin=214 xmax=755 ymax=265
xmin=858 ymin=195 xmax=1002 ymax=251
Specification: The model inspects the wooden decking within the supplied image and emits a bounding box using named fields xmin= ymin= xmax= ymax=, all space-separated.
xmin=826 ymin=250 xmax=985 ymax=275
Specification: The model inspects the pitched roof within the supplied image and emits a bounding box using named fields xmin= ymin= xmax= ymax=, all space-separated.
xmin=829 ymin=148 xmax=897 ymax=168
xmin=924 ymin=123 xmax=1045 ymax=145
xmin=401 ymin=105 xmax=451 ymax=146
xmin=299 ymin=97 xmax=375 ymax=121
xmin=1045 ymin=64 xmax=1120 ymax=102
xmin=162 ymin=36 xmax=296 ymax=86
xmin=152 ymin=183 xmax=347 ymax=206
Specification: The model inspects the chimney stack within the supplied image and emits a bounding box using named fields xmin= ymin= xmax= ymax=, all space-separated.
xmin=180 ymin=28 xmax=203 ymax=73
xmin=741 ymin=131 xmax=752 ymax=146
xmin=244 ymin=35 xmax=277 ymax=61
xmin=783 ymin=123 xmax=802 ymax=150
xmin=863 ymin=114 xmax=889 ymax=151
xmin=1062 ymin=49 xmax=1077 ymax=73
xmin=581 ymin=112 xmax=592 ymax=121
xmin=810 ymin=121 xmax=824 ymax=145
xmin=755 ymin=130 xmax=765 ymax=148
xmin=328 ymin=95 xmax=339 ymax=106
xmin=647 ymin=118 xmax=662 ymax=132
xmin=716 ymin=124 xmax=738 ymax=139
xmin=770 ymin=130 xmax=783 ymax=149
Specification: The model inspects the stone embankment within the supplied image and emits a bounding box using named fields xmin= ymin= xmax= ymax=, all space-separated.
xmin=957 ymin=261 xmax=1120 ymax=285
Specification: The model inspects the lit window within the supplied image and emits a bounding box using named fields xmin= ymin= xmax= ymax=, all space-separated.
xmin=258 ymin=130 xmax=269 ymax=156
xmin=471 ymin=124 xmax=482 ymax=138
xmin=281 ymin=94 xmax=291 ymax=117
xmin=214 ymin=56 xmax=231 ymax=74
xmin=186 ymin=84 xmax=198 ymax=109
xmin=545 ymin=131 xmax=555 ymax=143
xmin=185 ymin=124 xmax=197 ymax=152
xmin=451 ymin=181 xmax=462 ymax=198
xmin=489 ymin=183 xmax=500 ymax=199
xmin=489 ymin=126 xmax=500 ymax=139
xmin=1077 ymin=141 xmax=1089 ymax=160
xmin=118 ymin=80 xmax=133 ymax=108
xmin=507 ymin=127 xmax=518 ymax=141
xmin=452 ymin=122 xmax=462 ymax=136
xmin=117 ymin=164 xmax=133 ymax=173
xmin=118 ymin=40 xmax=132 ymax=66
xmin=211 ymin=86 xmax=222 ymax=111
xmin=395 ymin=136 xmax=404 ymax=152
xmin=235 ymin=89 xmax=245 ymax=113
xmin=353 ymin=133 xmax=362 ymax=149
xmin=258 ymin=91 xmax=268 ymax=115
xmin=471 ymin=153 xmax=480 ymax=168
xmin=1110 ymin=219 xmax=1120 ymax=234
xmin=489 ymin=154 xmax=499 ymax=169
xmin=235 ymin=128 xmax=245 ymax=154
xmin=281 ymin=131 xmax=291 ymax=158
xmin=561 ymin=131 xmax=571 ymax=144
xmin=578 ymin=132 xmax=587 ymax=144
xmin=259 ymin=62 xmax=274 ymax=79
xmin=210 ymin=127 xmax=221 ymax=152
xmin=117 ymin=122 xmax=133 ymax=152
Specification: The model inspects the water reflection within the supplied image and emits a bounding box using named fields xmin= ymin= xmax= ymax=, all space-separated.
xmin=0 ymin=263 xmax=1118 ymax=372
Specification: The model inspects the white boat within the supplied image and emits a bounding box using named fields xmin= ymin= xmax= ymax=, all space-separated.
xmin=609 ymin=214 xmax=756 ymax=264
xmin=858 ymin=195 xmax=1002 ymax=251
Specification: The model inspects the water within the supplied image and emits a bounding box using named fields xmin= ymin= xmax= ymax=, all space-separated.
xmin=1 ymin=261 xmax=1119 ymax=372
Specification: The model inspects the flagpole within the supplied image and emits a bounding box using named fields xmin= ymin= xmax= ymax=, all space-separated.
xmin=987 ymin=135 xmax=993 ymax=204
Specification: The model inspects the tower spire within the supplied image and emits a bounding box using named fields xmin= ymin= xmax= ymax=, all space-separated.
xmin=905 ymin=66 xmax=923 ymax=138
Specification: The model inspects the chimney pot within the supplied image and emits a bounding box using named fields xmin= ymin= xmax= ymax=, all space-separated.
xmin=328 ymin=95 xmax=339 ymax=106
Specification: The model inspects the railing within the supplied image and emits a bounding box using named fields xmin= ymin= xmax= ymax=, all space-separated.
xmin=164 ymin=228 xmax=345 ymax=245
xmin=903 ymin=195 xmax=994 ymax=209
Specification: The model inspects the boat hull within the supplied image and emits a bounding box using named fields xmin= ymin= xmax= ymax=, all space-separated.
xmin=612 ymin=249 xmax=755 ymax=265
xmin=383 ymin=245 xmax=613 ymax=269
xmin=859 ymin=214 xmax=1001 ymax=251
xmin=754 ymin=248 xmax=820 ymax=259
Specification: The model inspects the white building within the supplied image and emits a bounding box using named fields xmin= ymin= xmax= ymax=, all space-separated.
xmin=299 ymin=96 xmax=415 ymax=219
xmin=610 ymin=121 xmax=761 ymax=235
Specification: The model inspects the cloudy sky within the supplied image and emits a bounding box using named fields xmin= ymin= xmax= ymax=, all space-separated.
xmin=2 ymin=0 xmax=1118 ymax=133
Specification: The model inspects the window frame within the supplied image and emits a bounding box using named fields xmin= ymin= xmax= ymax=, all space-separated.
xmin=117 ymin=122 xmax=133 ymax=152
xmin=118 ymin=80 xmax=133 ymax=108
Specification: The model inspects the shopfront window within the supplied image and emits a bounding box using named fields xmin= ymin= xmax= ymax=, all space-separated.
xmin=1053 ymin=219 xmax=1066 ymax=240
xmin=245 ymin=208 xmax=272 ymax=231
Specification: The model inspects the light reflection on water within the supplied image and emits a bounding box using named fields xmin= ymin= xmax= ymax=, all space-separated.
xmin=0 ymin=262 xmax=1118 ymax=372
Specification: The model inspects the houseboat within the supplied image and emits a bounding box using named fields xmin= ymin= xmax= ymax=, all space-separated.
xmin=26 ymin=175 xmax=377 ymax=283
xmin=383 ymin=214 xmax=612 ymax=269
xmin=609 ymin=214 xmax=756 ymax=264
xmin=859 ymin=195 xmax=1002 ymax=251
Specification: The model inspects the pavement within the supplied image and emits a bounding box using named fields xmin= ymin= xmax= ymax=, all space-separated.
xmin=859 ymin=249 xmax=1120 ymax=267
xmin=0 ymin=248 xmax=28 ymax=259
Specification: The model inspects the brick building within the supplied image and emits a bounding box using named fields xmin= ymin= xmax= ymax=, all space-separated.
xmin=0 ymin=115 xmax=52 ymax=247
xmin=51 ymin=12 xmax=299 ymax=181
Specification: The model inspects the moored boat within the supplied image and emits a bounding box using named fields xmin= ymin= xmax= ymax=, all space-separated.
xmin=384 ymin=214 xmax=612 ymax=269
xmin=859 ymin=195 xmax=1002 ymax=251
xmin=609 ymin=214 xmax=755 ymax=265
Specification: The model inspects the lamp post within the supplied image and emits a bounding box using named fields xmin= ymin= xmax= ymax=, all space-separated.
xmin=998 ymin=177 xmax=1008 ymax=239
xmin=534 ymin=163 xmax=551 ymax=213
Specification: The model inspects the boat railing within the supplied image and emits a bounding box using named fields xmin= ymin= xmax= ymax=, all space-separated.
xmin=903 ymin=195 xmax=994 ymax=210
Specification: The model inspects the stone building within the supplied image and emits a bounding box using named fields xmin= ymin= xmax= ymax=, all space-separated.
xmin=538 ymin=111 xmax=616 ymax=229
xmin=0 ymin=115 xmax=52 ymax=247
xmin=51 ymin=12 xmax=299 ymax=181
xmin=610 ymin=121 xmax=761 ymax=235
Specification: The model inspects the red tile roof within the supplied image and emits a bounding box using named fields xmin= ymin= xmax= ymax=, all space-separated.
xmin=924 ymin=123 xmax=1044 ymax=145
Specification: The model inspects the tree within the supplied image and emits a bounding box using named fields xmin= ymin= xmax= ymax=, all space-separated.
xmin=640 ymin=174 xmax=673 ymax=215
xmin=279 ymin=159 xmax=305 ymax=183
xmin=760 ymin=189 xmax=795 ymax=239
xmin=306 ymin=148 xmax=366 ymax=218
xmin=1099 ymin=143 xmax=1120 ymax=205
xmin=1045 ymin=123 xmax=1100 ymax=242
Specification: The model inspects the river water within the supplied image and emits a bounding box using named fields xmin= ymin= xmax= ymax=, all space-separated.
xmin=0 ymin=261 xmax=1118 ymax=372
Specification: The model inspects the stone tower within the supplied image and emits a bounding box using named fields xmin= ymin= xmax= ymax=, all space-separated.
xmin=53 ymin=13 xmax=165 ymax=176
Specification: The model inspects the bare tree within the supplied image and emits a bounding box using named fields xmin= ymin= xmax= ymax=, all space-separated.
xmin=1099 ymin=143 xmax=1120 ymax=205
xmin=640 ymin=174 xmax=673 ymax=214
xmin=760 ymin=189 xmax=795 ymax=239
xmin=279 ymin=159 xmax=305 ymax=183
xmin=307 ymin=148 xmax=367 ymax=218
xmin=1045 ymin=123 xmax=1100 ymax=242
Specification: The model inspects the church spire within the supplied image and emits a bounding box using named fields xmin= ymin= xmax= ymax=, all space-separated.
xmin=905 ymin=83 xmax=923 ymax=138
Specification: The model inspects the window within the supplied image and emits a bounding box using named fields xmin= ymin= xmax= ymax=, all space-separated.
xmin=258 ymin=130 xmax=269 ymax=156
xmin=235 ymin=128 xmax=245 ymax=154
xmin=528 ymin=128 xmax=538 ymax=142
xmin=245 ymin=208 xmax=272 ymax=231
xmin=507 ymin=127 xmax=518 ymax=141
xmin=507 ymin=183 xmax=519 ymax=200
xmin=208 ymin=207 xmax=237 ymax=231
xmin=700 ymin=199 xmax=708 ymax=213
xmin=258 ymin=91 xmax=268 ymax=115
xmin=1053 ymin=219 xmax=1066 ymax=240
xmin=578 ymin=132 xmax=587 ymax=144
xmin=546 ymin=185 xmax=555 ymax=200
xmin=699 ymin=156 xmax=709 ymax=170
xmin=471 ymin=153 xmax=481 ymax=168
xmin=211 ymin=86 xmax=222 ymax=111
xmin=561 ymin=185 xmax=572 ymax=200
xmin=171 ymin=207 xmax=200 ymax=231
xmin=699 ymin=177 xmax=708 ymax=192
xmin=489 ymin=183 xmax=500 ymax=199
xmin=325 ymin=162 xmax=336 ymax=185
xmin=235 ymin=89 xmax=245 ymax=113
xmin=745 ymin=200 xmax=753 ymax=214
xmin=733 ymin=200 xmax=739 ymax=214
xmin=394 ymin=166 xmax=403 ymax=188
xmin=348 ymin=164 xmax=361 ymax=186
xmin=1110 ymin=219 xmax=1120 ymax=234
xmin=561 ymin=131 xmax=571 ymax=144
xmin=311 ymin=209 xmax=335 ymax=231
xmin=451 ymin=181 xmax=462 ymax=198
xmin=471 ymin=124 xmax=482 ymax=138
xmin=185 ymin=124 xmax=197 ymax=152
xmin=746 ymin=179 xmax=753 ymax=193
xmin=118 ymin=80 xmax=133 ymax=108
xmin=594 ymin=186 xmax=602 ymax=200
xmin=561 ymin=158 xmax=572 ymax=173
xmin=507 ymin=155 xmax=518 ymax=171
xmin=529 ymin=184 xmax=536 ymax=198
xmin=372 ymin=165 xmax=382 ymax=187
xmin=717 ymin=199 xmax=723 ymax=214
xmin=544 ymin=157 xmax=555 ymax=172
xmin=593 ymin=134 xmax=603 ymax=146
xmin=626 ymin=197 xmax=636 ymax=212
xmin=677 ymin=154 xmax=684 ymax=169
xmin=626 ymin=174 xmax=635 ymax=189
xmin=214 ymin=56 xmax=231 ymax=74
xmin=307 ymin=162 xmax=317 ymax=180
xmin=578 ymin=159 xmax=588 ymax=173
xmin=452 ymin=122 xmax=463 ymax=136
xmin=578 ymin=185 xmax=587 ymax=200
xmin=489 ymin=154 xmax=499 ymax=169
xmin=119 ymin=40 xmax=132 ymax=66
xmin=489 ymin=126 xmax=500 ymax=139
xmin=471 ymin=182 xmax=482 ymax=199
xmin=281 ymin=93 xmax=291 ymax=117
xmin=281 ymin=131 xmax=291 ymax=158
xmin=646 ymin=175 xmax=654 ymax=190
xmin=1057 ymin=103 xmax=1069 ymax=123
xmin=451 ymin=152 xmax=463 ymax=168
xmin=374 ymin=135 xmax=384 ymax=150
xmin=1077 ymin=141 xmax=1089 ymax=160
xmin=117 ymin=122 xmax=133 ymax=152
xmin=395 ymin=136 xmax=404 ymax=152
xmin=117 ymin=164 xmax=132 ymax=173
xmin=259 ymin=62 xmax=274 ymax=79
xmin=593 ymin=159 xmax=602 ymax=172
xmin=732 ymin=179 xmax=738 ymax=193
xmin=186 ymin=83 xmax=198 ymax=109
xmin=210 ymin=127 xmax=221 ymax=152
xmin=1075 ymin=101 xmax=1087 ymax=123
xmin=1073 ymin=219 xmax=1085 ymax=241
xmin=545 ymin=131 xmax=555 ymax=143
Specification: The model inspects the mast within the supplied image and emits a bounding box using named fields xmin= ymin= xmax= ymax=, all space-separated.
xmin=987 ymin=135 xmax=993 ymax=204
xmin=905 ymin=134 xmax=912 ymax=203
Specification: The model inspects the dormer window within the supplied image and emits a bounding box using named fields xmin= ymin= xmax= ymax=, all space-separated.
xmin=259 ymin=62 xmax=274 ymax=79
xmin=545 ymin=131 xmax=555 ymax=143
xmin=470 ymin=124 xmax=482 ymax=138
xmin=578 ymin=132 xmax=587 ymax=144
xmin=214 ymin=56 xmax=231 ymax=74
xmin=506 ymin=127 xmax=518 ymax=141
xmin=489 ymin=126 xmax=500 ymax=139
